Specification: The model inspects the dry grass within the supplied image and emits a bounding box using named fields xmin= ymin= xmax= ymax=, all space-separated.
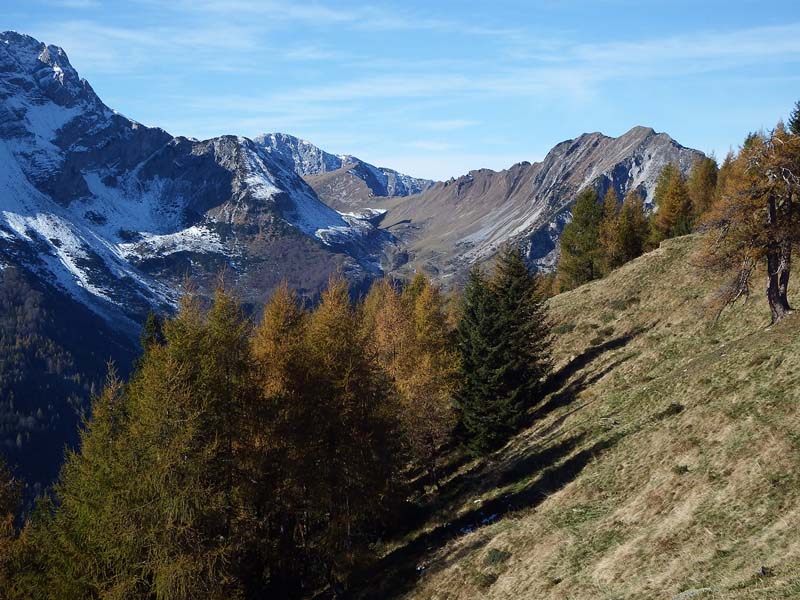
xmin=370 ymin=234 xmax=800 ymax=600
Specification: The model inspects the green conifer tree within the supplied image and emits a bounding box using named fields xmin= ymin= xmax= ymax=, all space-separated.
xmin=456 ymin=250 xmax=551 ymax=455
xmin=557 ymin=188 xmax=603 ymax=290
xmin=456 ymin=267 xmax=502 ymax=453
xmin=140 ymin=311 xmax=165 ymax=351
xmin=490 ymin=245 xmax=551 ymax=411
xmin=789 ymin=100 xmax=800 ymax=136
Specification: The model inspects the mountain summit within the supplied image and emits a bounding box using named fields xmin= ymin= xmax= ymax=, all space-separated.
xmin=255 ymin=132 xmax=436 ymax=211
xmin=376 ymin=125 xmax=702 ymax=278
xmin=0 ymin=31 xmax=399 ymax=332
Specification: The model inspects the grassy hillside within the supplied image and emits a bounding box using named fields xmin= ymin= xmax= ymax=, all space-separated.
xmin=363 ymin=234 xmax=800 ymax=599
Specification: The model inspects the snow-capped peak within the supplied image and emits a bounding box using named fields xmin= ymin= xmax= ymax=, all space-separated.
xmin=0 ymin=33 xmax=393 ymax=328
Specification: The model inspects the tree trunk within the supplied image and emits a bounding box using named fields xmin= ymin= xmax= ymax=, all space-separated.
xmin=779 ymin=240 xmax=792 ymax=308
xmin=766 ymin=242 xmax=792 ymax=323
xmin=765 ymin=195 xmax=793 ymax=324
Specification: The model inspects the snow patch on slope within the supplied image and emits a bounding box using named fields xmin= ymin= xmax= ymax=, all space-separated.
xmin=119 ymin=225 xmax=226 ymax=259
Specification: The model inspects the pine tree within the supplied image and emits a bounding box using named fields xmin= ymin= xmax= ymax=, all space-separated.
xmin=557 ymin=188 xmax=603 ymax=290
xmin=456 ymin=267 xmax=503 ymax=453
xmin=491 ymin=245 xmax=551 ymax=410
xmin=651 ymin=163 xmax=692 ymax=244
xmin=457 ymin=249 xmax=551 ymax=455
xmin=686 ymin=156 xmax=718 ymax=220
xmin=140 ymin=311 xmax=165 ymax=351
xmin=789 ymin=100 xmax=800 ymax=136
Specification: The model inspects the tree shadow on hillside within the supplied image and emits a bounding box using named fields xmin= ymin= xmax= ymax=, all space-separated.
xmin=408 ymin=331 xmax=640 ymax=509
xmin=521 ymin=352 xmax=632 ymax=439
xmin=543 ymin=330 xmax=640 ymax=397
xmin=517 ymin=330 xmax=641 ymax=430
xmin=341 ymin=332 xmax=639 ymax=598
xmin=346 ymin=433 xmax=622 ymax=599
xmin=422 ymin=432 xmax=586 ymax=524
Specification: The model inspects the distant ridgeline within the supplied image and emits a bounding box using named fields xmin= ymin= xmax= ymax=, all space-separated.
xmin=0 ymin=30 xmax=702 ymax=494
xmin=2 ymin=25 xmax=800 ymax=600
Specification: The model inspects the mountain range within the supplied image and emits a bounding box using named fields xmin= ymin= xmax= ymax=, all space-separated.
xmin=0 ymin=30 xmax=702 ymax=488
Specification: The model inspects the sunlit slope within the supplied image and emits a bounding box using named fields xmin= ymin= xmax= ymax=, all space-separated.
xmin=392 ymin=234 xmax=800 ymax=599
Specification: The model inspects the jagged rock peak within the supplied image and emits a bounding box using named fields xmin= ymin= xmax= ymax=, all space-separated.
xmin=254 ymin=132 xmax=353 ymax=175
xmin=254 ymin=132 xmax=436 ymax=199
xmin=0 ymin=30 xmax=99 ymax=107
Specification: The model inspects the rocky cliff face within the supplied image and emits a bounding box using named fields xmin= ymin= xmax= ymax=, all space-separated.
xmin=0 ymin=32 xmax=398 ymax=331
xmin=255 ymin=132 xmax=436 ymax=212
xmin=0 ymin=31 xmax=703 ymax=323
xmin=376 ymin=126 xmax=703 ymax=280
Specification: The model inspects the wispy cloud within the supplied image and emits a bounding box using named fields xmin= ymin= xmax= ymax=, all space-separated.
xmin=16 ymin=2 xmax=800 ymax=179
xmin=40 ymin=0 xmax=100 ymax=8
xmin=163 ymin=0 xmax=524 ymax=37
xmin=283 ymin=44 xmax=350 ymax=62
xmin=405 ymin=140 xmax=458 ymax=152
xmin=418 ymin=119 xmax=480 ymax=132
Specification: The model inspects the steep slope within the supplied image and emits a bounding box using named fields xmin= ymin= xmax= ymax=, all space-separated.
xmin=255 ymin=133 xmax=436 ymax=212
xmin=0 ymin=31 xmax=394 ymax=331
xmin=0 ymin=267 xmax=137 ymax=494
xmin=362 ymin=235 xmax=800 ymax=599
xmin=0 ymin=31 xmax=403 ymax=490
xmin=377 ymin=127 xmax=702 ymax=280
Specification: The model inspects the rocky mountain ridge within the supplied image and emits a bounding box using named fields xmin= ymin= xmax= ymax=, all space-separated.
xmin=255 ymin=132 xmax=436 ymax=212
xmin=0 ymin=31 xmax=398 ymax=333
xmin=0 ymin=31 xmax=705 ymax=328
xmin=376 ymin=126 xmax=702 ymax=280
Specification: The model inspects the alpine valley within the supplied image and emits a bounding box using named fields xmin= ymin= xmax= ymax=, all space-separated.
xmin=0 ymin=31 xmax=701 ymax=490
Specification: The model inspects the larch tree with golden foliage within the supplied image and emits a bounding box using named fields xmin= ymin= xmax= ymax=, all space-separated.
xmin=598 ymin=187 xmax=622 ymax=274
xmin=687 ymin=155 xmax=719 ymax=220
xmin=615 ymin=190 xmax=650 ymax=265
xmin=699 ymin=113 xmax=800 ymax=323
xmin=23 ymin=288 xmax=262 ymax=600
xmin=249 ymin=283 xmax=313 ymax=595
xmin=361 ymin=275 xmax=458 ymax=487
xmin=557 ymin=187 xmax=603 ymax=290
xmin=650 ymin=163 xmax=693 ymax=245
xmin=303 ymin=275 xmax=401 ymax=589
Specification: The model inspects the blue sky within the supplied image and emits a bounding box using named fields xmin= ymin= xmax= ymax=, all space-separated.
xmin=5 ymin=0 xmax=800 ymax=180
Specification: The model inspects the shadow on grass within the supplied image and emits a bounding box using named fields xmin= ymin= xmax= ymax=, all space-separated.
xmin=542 ymin=330 xmax=640 ymax=397
xmin=341 ymin=332 xmax=639 ymax=598
xmin=347 ymin=433 xmax=622 ymax=599
xmin=423 ymin=432 xmax=586 ymax=527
